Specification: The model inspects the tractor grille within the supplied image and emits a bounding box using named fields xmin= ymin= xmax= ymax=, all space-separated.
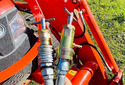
xmin=0 ymin=7 xmax=30 ymax=71
xmin=1 ymin=63 xmax=32 ymax=85
xmin=7 ymin=9 xmax=18 ymax=22
xmin=0 ymin=16 xmax=15 ymax=55
xmin=0 ymin=6 xmax=38 ymax=85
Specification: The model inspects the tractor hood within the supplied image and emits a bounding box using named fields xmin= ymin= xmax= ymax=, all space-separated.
xmin=0 ymin=0 xmax=14 ymax=15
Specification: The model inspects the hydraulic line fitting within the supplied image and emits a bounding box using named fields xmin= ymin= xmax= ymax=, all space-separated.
xmin=56 ymin=11 xmax=75 ymax=85
xmin=32 ymin=18 xmax=55 ymax=85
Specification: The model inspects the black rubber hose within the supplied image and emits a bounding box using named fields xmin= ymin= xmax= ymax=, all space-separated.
xmin=74 ymin=24 xmax=86 ymax=38
xmin=74 ymin=42 xmax=112 ymax=71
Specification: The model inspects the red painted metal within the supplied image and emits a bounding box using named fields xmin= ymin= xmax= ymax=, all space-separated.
xmin=25 ymin=0 xmax=44 ymax=30
xmin=71 ymin=61 xmax=98 ymax=85
xmin=0 ymin=0 xmax=122 ymax=84
xmin=29 ymin=67 xmax=44 ymax=84
xmin=33 ymin=0 xmax=81 ymax=36
xmin=73 ymin=12 xmax=109 ymax=84
xmin=25 ymin=0 xmax=52 ymax=43
xmin=10 ymin=0 xmax=15 ymax=4
xmin=109 ymin=69 xmax=123 ymax=85
xmin=0 ymin=0 xmax=14 ymax=15
xmin=80 ymin=0 xmax=119 ymax=73
xmin=15 ymin=2 xmax=30 ymax=11
xmin=26 ymin=0 xmax=109 ymax=84
xmin=75 ymin=32 xmax=109 ymax=85
xmin=49 ymin=25 xmax=61 ymax=42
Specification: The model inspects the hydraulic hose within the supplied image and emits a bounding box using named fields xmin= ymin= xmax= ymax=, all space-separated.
xmin=56 ymin=13 xmax=75 ymax=85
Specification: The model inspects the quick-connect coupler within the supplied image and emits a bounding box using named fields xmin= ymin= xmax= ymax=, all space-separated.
xmin=38 ymin=29 xmax=54 ymax=85
xmin=58 ymin=24 xmax=75 ymax=60
xmin=32 ymin=18 xmax=55 ymax=85
xmin=55 ymin=9 xmax=75 ymax=85
xmin=56 ymin=24 xmax=75 ymax=85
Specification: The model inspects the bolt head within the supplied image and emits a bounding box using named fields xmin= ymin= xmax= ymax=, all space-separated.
xmin=41 ymin=68 xmax=53 ymax=76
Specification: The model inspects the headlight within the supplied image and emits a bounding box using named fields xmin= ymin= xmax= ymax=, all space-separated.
xmin=9 ymin=12 xmax=26 ymax=40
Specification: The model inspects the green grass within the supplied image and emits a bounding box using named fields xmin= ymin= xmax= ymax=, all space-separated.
xmin=87 ymin=0 xmax=125 ymax=83
xmin=28 ymin=81 xmax=40 ymax=85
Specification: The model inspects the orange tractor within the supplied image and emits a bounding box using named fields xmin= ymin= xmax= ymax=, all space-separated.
xmin=0 ymin=0 xmax=123 ymax=85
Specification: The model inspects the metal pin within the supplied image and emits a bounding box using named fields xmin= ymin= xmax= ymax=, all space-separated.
xmin=45 ymin=18 xmax=55 ymax=22
xmin=64 ymin=8 xmax=77 ymax=22
xmin=79 ymin=11 xmax=86 ymax=25
xmin=73 ymin=43 xmax=82 ymax=48
xmin=41 ymin=18 xmax=46 ymax=29
xmin=31 ymin=18 xmax=55 ymax=25
xmin=68 ymin=12 xmax=74 ymax=25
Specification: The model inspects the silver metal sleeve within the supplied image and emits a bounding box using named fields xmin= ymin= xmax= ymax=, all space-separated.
xmin=56 ymin=74 xmax=66 ymax=85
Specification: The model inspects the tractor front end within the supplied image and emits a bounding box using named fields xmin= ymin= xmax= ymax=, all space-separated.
xmin=0 ymin=0 xmax=123 ymax=85
xmin=0 ymin=0 xmax=38 ymax=84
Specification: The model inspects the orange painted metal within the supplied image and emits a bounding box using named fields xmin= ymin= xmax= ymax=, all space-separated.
xmin=66 ymin=66 xmax=79 ymax=81
xmin=74 ymin=31 xmax=109 ymax=85
xmin=73 ymin=8 xmax=109 ymax=85
xmin=71 ymin=61 xmax=98 ymax=85
xmin=0 ymin=42 xmax=40 ymax=83
xmin=0 ymin=0 xmax=14 ymax=15
xmin=80 ymin=0 xmax=119 ymax=73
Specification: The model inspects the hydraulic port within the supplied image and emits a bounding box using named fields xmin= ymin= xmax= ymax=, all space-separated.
xmin=33 ymin=18 xmax=55 ymax=85
xmin=56 ymin=11 xmax=75 ymax=85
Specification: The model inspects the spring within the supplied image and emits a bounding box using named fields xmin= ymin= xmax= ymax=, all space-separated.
xmin=38 ymin=45 xmax=53 ymax=67
xmin=38 ymin=45 xmax=54 ymax=85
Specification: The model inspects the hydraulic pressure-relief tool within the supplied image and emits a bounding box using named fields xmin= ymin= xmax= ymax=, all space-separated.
xmin=31 ymin=18 xmax=55 ymax=85
xmin=56 ymin=8 xmax=80 ymax=85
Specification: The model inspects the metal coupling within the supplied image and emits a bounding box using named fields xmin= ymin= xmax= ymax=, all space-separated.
xmin=38 ymin=28 xmax=54 ymax=85
xmin=56 ymin=59 xmax=69 ymax=85
xmin=39 ymin=29 xmax=51 ymax=45
xmin=58 ymin=24 xmax=75 ymax=60
xmin=38 ymin=44 xmax=54 ymax=85
xmin=41 ymin=68 xmax=54 ymax=85
xmin=38 ymin=45 xmax=53 ymax=67
xmin=56 ymin=25 xmax=75 ymax=85
xmin=56 ymin=12 xmax=75 ymax=85
xmin=56 ymin=25 xmax=75 ymax=84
